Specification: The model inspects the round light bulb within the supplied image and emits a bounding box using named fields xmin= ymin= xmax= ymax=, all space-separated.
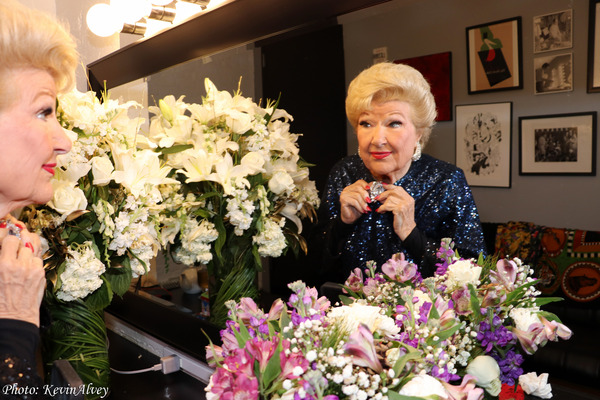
xmin=111 ymin=0 xmax=152 ymax=24
xmin=86 ymin=3 xmax=123 ymax=37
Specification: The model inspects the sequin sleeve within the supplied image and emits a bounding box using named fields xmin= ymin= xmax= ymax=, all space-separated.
xmin=0 ymin=319 xmax=45 ymax=399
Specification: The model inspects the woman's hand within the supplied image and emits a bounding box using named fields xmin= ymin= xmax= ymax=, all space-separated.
xmin=339 ymin=179 xmax=371 ymax=225
xmin=0 ymin=220 xmax=45 ymax=327
xmin=375 ymin=183 xmax=417 ymax=240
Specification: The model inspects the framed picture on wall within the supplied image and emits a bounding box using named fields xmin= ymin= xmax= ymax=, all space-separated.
xmin=466 ymin=17 xmax=523 ymax=94
xmin=455 ymin=102 xmax=512 ymax=187
xmin=588 ymin=0 xmax=600 ymax=92
xmin=534 ymin=53 xmax=573 ymax=94
xmin=394 ymin=52 xmax=452 ymax=121
xmin=533 ymin=9 xmax=573 ymax=53
xmin=519 ymin=112 xmax=597 ymax=175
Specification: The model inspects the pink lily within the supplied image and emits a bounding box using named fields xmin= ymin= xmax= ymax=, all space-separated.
xmin=490 ymin=259 xmax=518 ymax=291
xmin=205 ymin=344 xmax=224 ymax=369
xmin=480 ymin=287 xmax=506 ymax=308
xmin=441 ymin=374 xmax=484 ymax=400
xmin=280 ymin=340 xmax=309 ymax=379
xmin=539 ymin=315 xmax=572 ymax=342
xmin=345 ymin=324 xmax=383 ymax=373
xmin=363 ymin=277 xmax=380 ymax=297
xmin=236 ymin=297 xmax=264 ymax=324
xmin=382 ymin=253 xmax=417 ymax=282
xmin=343 ymin=268 xmax=364 ymax=293
xmin=511 ymin=326 xmax=541 ymax=355
xmin=245 ymin=337 xmax=278 ymax=372
xmin=266 ymin=298 xmax=284 ymax=320
xmin=451 ymin=286 xmax=472 ymax=315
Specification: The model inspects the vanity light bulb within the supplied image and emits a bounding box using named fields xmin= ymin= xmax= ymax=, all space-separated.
xmin=152 ymin=0 xmax=174 ymax=5
xmin=86 ymin=3 xmax=123 ymax=37
xmin=111 ymin=0 xmax=153 ymax=24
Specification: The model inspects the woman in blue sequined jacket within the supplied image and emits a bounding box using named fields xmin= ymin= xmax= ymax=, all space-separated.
xmin=0 ymin=2 xmax=77 ymax=397
xmin=315 ymin=62 xmax=486 ymax=283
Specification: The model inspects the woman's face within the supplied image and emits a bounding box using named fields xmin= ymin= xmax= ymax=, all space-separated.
xmin=357 ymin=100 xmax=421 ymax=183
xmin=0 ymin=68 xmax=71 ymax=212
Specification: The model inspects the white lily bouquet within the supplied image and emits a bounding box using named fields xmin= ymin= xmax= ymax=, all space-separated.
xmin=22 ymin=89 xmax=177 ymax=390
xmin=145 ymin=78 xmax=319 ymax=326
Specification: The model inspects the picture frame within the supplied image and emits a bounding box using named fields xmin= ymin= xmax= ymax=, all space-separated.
xmin=588 ymin=0 xmax=600 ymax=92
xmin=466 ymin=17 xmax=523 ymax=94
xmin=519 ymin=112 xmax=597 ymax=176
xmin=534 ymin=52 xmax=573 ymax=94
xmin=455 ymin=102 xmax=512 ymax=187
xmin=533 ymin=9 xmax=573 ymax=53
xmin=394 ymin=52 xmax=452 ymax=121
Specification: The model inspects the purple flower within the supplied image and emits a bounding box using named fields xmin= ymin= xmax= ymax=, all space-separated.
xmin=493 ymin=349 xmax=524 ymax=385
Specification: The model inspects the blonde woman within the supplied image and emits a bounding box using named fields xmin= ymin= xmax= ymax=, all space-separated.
xmin=316 ymin=62 xmax=485 ymax=283
xmin=0 ymin=0 xmax=77 ymax=393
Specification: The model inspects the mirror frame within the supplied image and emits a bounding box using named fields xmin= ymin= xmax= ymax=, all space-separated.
xmin=87 ymin=0 xmax=390 ymax=92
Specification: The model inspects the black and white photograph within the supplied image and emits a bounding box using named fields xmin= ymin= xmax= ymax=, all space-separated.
xmin=520 ymin=112 xmax=597 ymax=175
xmin=456 ymin=102 xmax=512 ymax=187
xmin=534 ymin=9 xmax=573 ymax=53
xmin=534 ymin=128 xmax=578 ymax=162
xmin=534 ymin=53 xmax=573 ymax=94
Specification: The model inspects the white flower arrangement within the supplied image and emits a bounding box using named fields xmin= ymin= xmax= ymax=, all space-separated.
xmin=23 ymin=89 xmax=178 ymax=310
xmin=145 ymin=78 xmax=319 ymax=325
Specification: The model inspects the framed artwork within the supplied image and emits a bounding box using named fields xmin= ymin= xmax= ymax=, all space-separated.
xmin=466 ymin=17 xmax=523 ymax=94
xmin=394 ymin=52 xmax=452 ymax=121
xmin=533 ymin=9 xmax=573 ymax=53
xmin=588 ymin=0 xmax=600 ymax=92
xmin=534 ymin=53 xmax=573 ymax=94
xmin=519 ymin=112 xmax=597 ymax=175
xmin=455 ymin=102 xmax=512 ymax=187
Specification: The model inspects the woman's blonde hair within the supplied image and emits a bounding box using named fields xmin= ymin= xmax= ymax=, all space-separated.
xmin=345 ymin=62 xmax=437 ymax=147
xmin=0 ymin=0 xmax=78 ymax=110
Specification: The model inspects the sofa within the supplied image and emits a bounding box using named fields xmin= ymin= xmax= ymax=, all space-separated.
xmin=482 ymin=221 xmax=600 ymax=395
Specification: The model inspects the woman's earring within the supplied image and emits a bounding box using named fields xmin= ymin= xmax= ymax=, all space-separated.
xmin=411 ymin=142 xmax=422 ymax=161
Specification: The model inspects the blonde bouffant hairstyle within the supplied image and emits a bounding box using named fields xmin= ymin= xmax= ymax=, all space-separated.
xmin=0 ymin=0 xmax=78 ymax=111
xmin=345 ymin=62 xmax=437 ymax=147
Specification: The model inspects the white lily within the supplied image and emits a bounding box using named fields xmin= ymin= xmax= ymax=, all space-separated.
xmin=113 ymin=149 xmax=178 ymax=199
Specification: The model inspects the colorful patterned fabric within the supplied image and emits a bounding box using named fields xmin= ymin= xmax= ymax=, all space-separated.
xmin=493 ymin=221 xmax=543 ymax=266
xmin=494 ymin=222 xmax=600 ymax=303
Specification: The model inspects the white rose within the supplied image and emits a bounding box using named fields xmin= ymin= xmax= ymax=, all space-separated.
xmin=268 ymin=170 xmax=294 ymax=195
xmin=466 ymin=355 xmax=501 ymax=396
xmin=446 ymin=259 xmax=482 ymax=292
xmin=91 ymin=155 xmax=114 ymax=186
xmin=240 ymin=151 xmax=265 ymax=175
xmin=399 ymin=374 xmax=448 ymax=399
xmin=327 ymin=303 xmax=400 ymax=337
xmin=518 ymin=372 xmax=552 ymax=399
xmin=49 ymin=181 xmax=88 ymax=217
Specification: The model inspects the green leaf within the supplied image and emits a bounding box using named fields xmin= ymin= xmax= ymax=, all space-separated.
xmin=535 ymin=296 xmax=563 ymax=307
xmin=338 ymin=294 xmax=355 ymax=305
xmin=84 ymin=277 xmax=113 ymax=311
xmin=392 ymin=346 xmax=421 ymax=378
xmin=105 ymin=265 xmax=133 ymax=296
xmin=261 ymin=341 xmax=282 ymax=388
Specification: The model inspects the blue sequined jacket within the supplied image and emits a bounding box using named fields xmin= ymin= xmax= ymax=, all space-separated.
xmin=315 ymin=154 xmax=486 ymax=282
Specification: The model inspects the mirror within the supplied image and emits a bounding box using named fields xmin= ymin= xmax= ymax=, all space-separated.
xmin=99 ymin=0 xmax=390 ymax=363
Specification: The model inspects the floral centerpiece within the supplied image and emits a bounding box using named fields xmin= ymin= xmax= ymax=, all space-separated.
xmin=143 ymin=78 xmax=319 ymax=326
xmin=205 ymin=239 xmax=571 ymax=400
xmin=22 ymin=89 xmax=177 ymax=392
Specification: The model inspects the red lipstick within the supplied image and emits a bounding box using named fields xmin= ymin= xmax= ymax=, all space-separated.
xmin=43 ymin=163 xmax=56 ymax=176
xmin=371 ymin=152 xmax=391 ymax=160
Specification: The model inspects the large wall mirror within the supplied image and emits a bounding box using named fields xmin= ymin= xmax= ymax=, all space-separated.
xmin=96 ymin=0 xmax=390 ymax=369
